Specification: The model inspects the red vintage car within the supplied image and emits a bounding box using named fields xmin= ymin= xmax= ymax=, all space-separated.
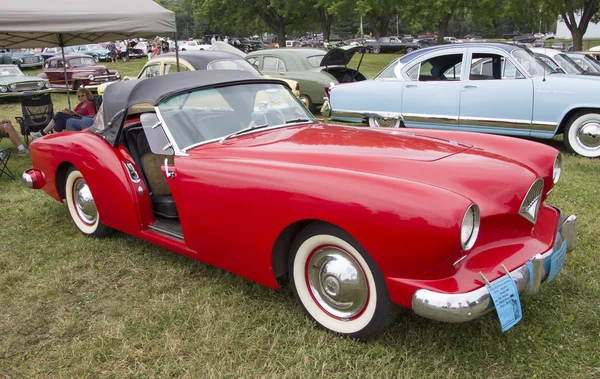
xmin=22 ymin=70 xmax=576 ymax=338
xmin=38 ymin=54 xmax=120 ymax=90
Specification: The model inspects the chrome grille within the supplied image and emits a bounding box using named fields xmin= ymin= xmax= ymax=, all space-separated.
xmin=13 ymin=82 xmax=40 ymax=91
xmin=23 ymin=57 xmax=39 ymax=64
xmin=519 ymin=178 xmax=544 ymax=224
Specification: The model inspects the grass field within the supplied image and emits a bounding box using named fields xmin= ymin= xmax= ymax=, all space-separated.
xmin=1 ymin=53 xmax=599 ymax=378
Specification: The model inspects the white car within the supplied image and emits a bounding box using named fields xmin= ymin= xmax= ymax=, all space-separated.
xmin=178 ymin=40 xmax=211 ymax=51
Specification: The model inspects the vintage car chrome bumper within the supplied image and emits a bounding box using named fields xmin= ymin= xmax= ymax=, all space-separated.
xmin=411 ymin=210 xmax=577 ymax=323
xmin=0 ymin=88 xmax=53 ymax=98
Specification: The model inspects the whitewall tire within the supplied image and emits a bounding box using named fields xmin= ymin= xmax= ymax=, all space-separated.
xmin=368 ymin=116 xmax=401 ymax=128
xmin=65 ymin=167 xmax=113 ymax=238
xmin=289 ymin=222 xmax=398 ymax=339
xmin=564 ymin=112 xmax=600 ymax=158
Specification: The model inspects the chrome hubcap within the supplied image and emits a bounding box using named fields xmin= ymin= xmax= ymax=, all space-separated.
xmin=306 ymin=246 xmax=368 ymax=319
xmin=577 ymin=121 xmax=600 ymax=151
xmin=73 ymin=178 xmax=97 ymax=224
xmin=374 ymin=117 xmax=399 ymax=128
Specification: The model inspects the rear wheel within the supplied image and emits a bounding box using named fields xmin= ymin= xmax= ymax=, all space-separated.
xmin=373 ymin=47 xmax=381 ymax=54
xmin=405 ymin=47 xmax=414 ymax=53
xmin=368 ymin=117 xmax=402 ymax=128
xmin=564 ymin=112 xmax=600 ymax=158
xmin=65 ymin=167 xmax=113 ymax=238
xmin=299 ymin=94 xmax=317 ymax=114
xmin=72 ymin=80 xmax=82 ymax=90
xmin=288 ymin=222 xmax=399 ymax=339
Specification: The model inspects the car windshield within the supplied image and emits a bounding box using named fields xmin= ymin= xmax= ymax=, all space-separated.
xmin=68 ymin=57 xmax=96 ymax=67
xmin=0 ymin=67 xmax=24 ymax=76
xmin=554 ymin=54 xmax=584 ymax=74
xmin=376 ymin=59 xmax=400 ymax=78
xmin=157 ymin=82 xmax=315 ymax=150
xmin=582 ymin=55 xmax=600 ymax=71
xmin=88 ymin=44 xmax=104 ymax=50
xmin=306 ymin=55 xmax=325 ymax=67
xmin=207 ymin=59 xmax=262 ymax=75
xmin=512 ymin=49 xmax=555 ymax=76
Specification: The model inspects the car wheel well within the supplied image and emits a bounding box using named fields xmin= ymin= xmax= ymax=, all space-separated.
xmin=558 ymin=107 xmax=600 ymax=134
xmin=271 ymin=219 xmax=325 ymax=279
xmin=55 ymin=162 xmax=75 ymax=199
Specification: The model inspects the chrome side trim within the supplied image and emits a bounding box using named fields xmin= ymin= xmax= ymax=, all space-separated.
xmin=411 ymin=210 xmax=576 ymax=323
xmin=460 ymin=116 xmax=531 ymax=129
xmin=330 ymin=109 xmax=402 ymax=122
xmin=403 ymin=113 xmax=458 ymax=125
xmin=531 ymin=120 xmax=558 ymax=132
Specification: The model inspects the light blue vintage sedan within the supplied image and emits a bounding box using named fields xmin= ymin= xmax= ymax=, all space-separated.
xmin=327 ymin=43 xmax=600 ymax=158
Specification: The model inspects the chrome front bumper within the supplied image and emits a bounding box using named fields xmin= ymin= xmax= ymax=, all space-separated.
xmin=411 ymin=211 xmax=577 ymax=323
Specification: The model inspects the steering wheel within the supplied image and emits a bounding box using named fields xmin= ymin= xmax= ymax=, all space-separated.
xmin=251 ymin=109 xmax=286 ymax=126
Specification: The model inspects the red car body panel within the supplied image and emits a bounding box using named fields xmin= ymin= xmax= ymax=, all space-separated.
xmin=28 ymin=122 xmax=561 ymax=309
xmin=39 ymin=54 xmax=118 ymax=88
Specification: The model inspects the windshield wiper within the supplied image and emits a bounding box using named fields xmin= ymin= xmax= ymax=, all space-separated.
xmin=219 ymin=123 xmax=270 ymax=144
xmin=285 ymin=118 xmax=314 ymax=124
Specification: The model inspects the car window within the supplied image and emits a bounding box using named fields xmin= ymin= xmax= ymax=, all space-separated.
xmin=376 ymin=59 xmax=400 ymax=78
xmin=49 ymin=60 xmax=58 ymax=69
xmin=165 ymin=64 xmax=190 ymax=75
xmin=468 ymin=53 xmax=524 ymax=80
xmin=537 ymin=54 xmax=560 ymax=70
xmin=554 ymin=54 xmax=583 ymax=74
xmin=189 ymin=41 xmax=197 ymax=46
xmin=408 ymin=53 xmax=463 ymax=81
xmin=246 ymin=57 xmax=259 ymax=69
xmin=263 ymin=57 xmax=285 ymax=72
xmin=139 ymin=64 xmax=161 ymax=78
xmin=157 ymin=83 xmax=314 ymax=150
xmin=207 ymin=59 xmax=262 ymax=75
xmin=306 ymin=55 xmax=325 ymax=67
xmin=512 ymin=49 xmax=555 ymax=76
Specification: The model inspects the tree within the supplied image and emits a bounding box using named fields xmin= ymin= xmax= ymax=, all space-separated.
xmin=556 ymin=0 xmax=599 ymax=51
xmin=355 ymin=0 xmax=404 ymax=37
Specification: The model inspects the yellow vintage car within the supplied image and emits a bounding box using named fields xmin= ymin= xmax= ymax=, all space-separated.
xmin=98 ymin=51 xmax=300 ymax=98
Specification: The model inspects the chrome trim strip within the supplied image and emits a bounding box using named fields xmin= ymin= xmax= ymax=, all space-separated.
xmin=531 ymin=120 xmax=558 ymax=132
xmin=403 ymin=113 xmax=458 ymax=125
xmin=330 ymin=109 xmax=402 ymax=122
xmin=148 ymin=224 xmax=184 ymax=242
xmin=460 ymin=116 xmax=530 ymax=129
xmin=411 ymin=210 xmax=576 ymax=323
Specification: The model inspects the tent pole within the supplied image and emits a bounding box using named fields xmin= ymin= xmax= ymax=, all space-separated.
xmin=173 ymin=31 xmax=180 ymax=72
xmin=57 ymin=33 xmax=72 ymax=108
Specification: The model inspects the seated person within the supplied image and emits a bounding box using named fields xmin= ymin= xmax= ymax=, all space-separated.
xmin=30 ymin=88 xmax=96 ymax=138
xmin=0 ymin=119 xmax=28 ymax=154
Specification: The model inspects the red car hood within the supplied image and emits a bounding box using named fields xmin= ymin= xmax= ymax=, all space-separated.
xmin=203 ymin=123 xmax=539 ymax=214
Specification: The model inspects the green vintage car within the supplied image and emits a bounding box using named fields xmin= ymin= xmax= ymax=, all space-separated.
xmin=246 ymin=46 xmax=367 ymax=112
xmin=72 ymin=44 xmax=110 ymax=62
xmin=0 ymin=64 xmax=50 ymax=98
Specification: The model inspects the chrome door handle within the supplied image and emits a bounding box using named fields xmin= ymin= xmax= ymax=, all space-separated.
xmin=405 ymin=84 xmax=417 ymax=88
xmin=164 ymin=158 xmax=175 ymax=178
xmin=462 ymin=85 xmax=477 ymax=90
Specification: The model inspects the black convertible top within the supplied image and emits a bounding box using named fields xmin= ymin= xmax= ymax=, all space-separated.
xmin=158 ymin=51 xmax=245 ymax=69
xmin=98 ymin=69 xmax=284 ymax=146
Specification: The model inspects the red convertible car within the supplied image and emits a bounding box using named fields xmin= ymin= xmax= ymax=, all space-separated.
xmin=23 ymin=70 xmax=576 ymax=338
xmin=38 ymin=54 xmax=120 ymax=90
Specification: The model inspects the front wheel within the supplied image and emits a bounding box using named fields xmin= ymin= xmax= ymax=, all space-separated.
xmin=373 ymin=47 xmax=381 ymax=54
xmin=368 ymin=116 xmax=402 ymax=128
xmin=65 ymin=167 xmax=113 ymax=238
xmin=564 ymin=112 xmax=600 ymax=157
xmin=289 ymin=222 xmax=399 ymax=339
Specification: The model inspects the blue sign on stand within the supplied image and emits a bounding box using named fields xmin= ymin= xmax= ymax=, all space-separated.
xmin=487 ymin=275 xmax=522 ymax=332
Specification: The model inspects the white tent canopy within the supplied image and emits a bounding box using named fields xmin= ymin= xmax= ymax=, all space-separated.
xmin=0 ymin=0 xmax=176 ymax=48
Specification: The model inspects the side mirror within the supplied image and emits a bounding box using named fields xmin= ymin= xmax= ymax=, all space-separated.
xmin=141 ymin=113 xmax=174 ymax=155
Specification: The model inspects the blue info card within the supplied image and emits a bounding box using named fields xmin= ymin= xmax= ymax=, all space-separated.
xmin=546 ymin=241 xmax=567 ymax=283
xmin=487 ymin=274 xmax=522 ymax=332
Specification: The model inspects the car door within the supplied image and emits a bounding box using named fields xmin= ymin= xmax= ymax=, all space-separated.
xmin=259 ymin=56 xmax=286 ymax=77
xmin=458 ymin=47 xmax=533 ymax=136
xmin=400 ymin=49 xmax=466 ymax=129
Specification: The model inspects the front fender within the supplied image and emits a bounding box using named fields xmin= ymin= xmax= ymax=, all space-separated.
xmin=30 ymin=132 xmax=140 ymax=235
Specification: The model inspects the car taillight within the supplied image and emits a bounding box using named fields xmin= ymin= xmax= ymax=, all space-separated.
xmin=324 ymin=86 xmax=330 ymax=98
xmin=295 ymin=82 xmax=299 ymax=91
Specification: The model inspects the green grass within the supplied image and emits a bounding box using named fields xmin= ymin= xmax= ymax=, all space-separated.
xmin=1 ymin=54 xmax=600 ymax=378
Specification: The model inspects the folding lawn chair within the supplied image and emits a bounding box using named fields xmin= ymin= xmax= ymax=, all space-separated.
xmin=0 ymin=148 xmax=16 ymax=180
xmin=15 ymin=92 xmax=54 ymax=147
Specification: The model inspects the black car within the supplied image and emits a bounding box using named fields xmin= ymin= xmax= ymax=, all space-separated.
xmin=234 ymin=38 xmax=263 ymax=53
xmin=366 ymin=36 xmax=420 ymax=54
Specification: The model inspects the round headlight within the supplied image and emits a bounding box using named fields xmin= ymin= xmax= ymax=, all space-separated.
xmin=553 ymin=153 xmax=562 ymax=184
xmin=461 ymin=204 xmax=480 ymax=251
xmin=37 ymin=81 xmax=45 ymax=88
xmin=88 ymin=74 xmax=95 ymax=81
xmin=0 ymin=85 xmax=7 ymax=92
xmin=44 ymin=81 xmax=50 ymax=88
xmin=8 ymin=83 xmax=16 ymax=90
xmin=115 ymin=72 xmax=121 ymax=79
xmin=19 ymin=58 xmax=24 ymax=62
